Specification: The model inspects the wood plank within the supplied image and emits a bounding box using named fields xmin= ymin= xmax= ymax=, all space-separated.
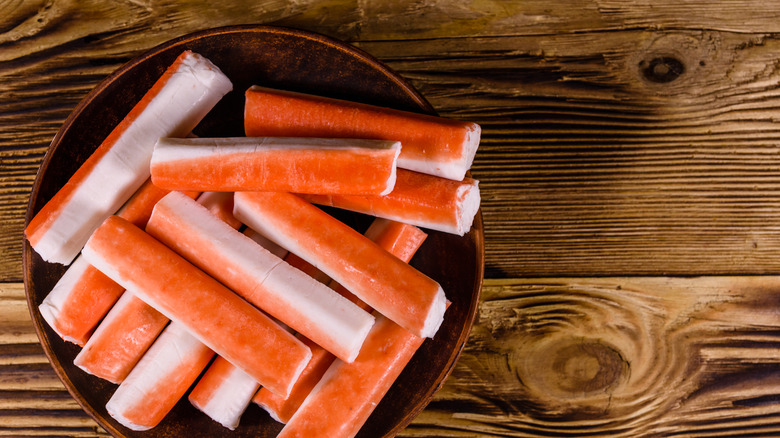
xmin=9 ymin=278 xmax=780 ymax=436
xmin=7 ymin=3 xmax=780 ymax=280
xmin=360 ymin=31 xmax=780 ymax=277
xmin=405 ymin=277 xmax=780 ymax=437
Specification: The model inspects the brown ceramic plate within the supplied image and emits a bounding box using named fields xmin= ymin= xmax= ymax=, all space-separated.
xmin=23 ymin=25 xmax=484 ymax=437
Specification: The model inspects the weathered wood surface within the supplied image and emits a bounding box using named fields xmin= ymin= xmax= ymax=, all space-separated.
xmin=7 ymin=0 xmax=780 ymax=436
xmin=7 ymin=1 xmax=780 ymax=279
xmin=8 ymin=278 xmax=780 ymax=437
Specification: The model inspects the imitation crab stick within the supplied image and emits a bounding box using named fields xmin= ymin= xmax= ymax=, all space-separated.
xmin=233 ymin=191 xmax=447 ymax=339
xmin=303 ymin=169 xmax=481 ymax=236
xmin=81 ymin=215 xmax=311 ymax=397
xmin=278 ymin=313 xmax=426 ymax=438
xmin=105 ymin=322 xmax=214 ymax=431
xmin=146 ymin=191 xmax=375 ymax=363
xmin=25 ymin=51 xmax=231 ymax=265
xmin=151 ymin=137 xmax=401 ymax=195
xmin=37 ymin=180 xmax=187 ymax=346
xmin=188 ymin=355 xmax=260 ymax=430
xmin=73 ymin=291 xmax=168 ymax=384
xmin=254 ymin=218 xmax=428 ymax=424
xmin=244 ymin=85 xmax=481 ymax=181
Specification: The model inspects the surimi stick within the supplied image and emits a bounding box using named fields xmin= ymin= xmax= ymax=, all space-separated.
xmin=278 ymin=313 xmax=426 ymax=438
xmin=195 ymin=191 xmax=242 ymax=230
xmin=151 ymin=137 xmax=401 ymax=195
xmin=73 ymin=291 xmax=168 ymax=383
xmin=38 ymin=255 xmax=125 ymax=347
xmin=37 ymin=180 xmax=189 ymax=346
xmin=233 ymin=191 xmax=447 ymax=339
xmin=105 ymin=322 xmax=214 ymax=431
xmin=146 ymin=191 xmax=375 ymax=363
xmin=25 ymin=51 xmax=232 ymax=265
xmin=244 ymin=85 xmax=481 ymax=181
xmin=303 ymin=169 xmax=480 ymax=236
xmin=81 ymin=215 xmax=311 ymax=398
xmin=188 ymin=356 xmax=260 ymax=430
xmin=254 ymin=218 xmax=427 ymax=424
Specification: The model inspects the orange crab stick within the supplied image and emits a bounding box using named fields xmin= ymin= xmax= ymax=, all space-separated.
xmin=81 ymin=215 xmax=312 ymax=398
xmin=233 ymin=191 xmax=447 ymax=339
xmin=244 ymin=85 xmax=481 ymax=181
xmin=303 ymin=169 xmax=481 ymax=236
xmin=37 ymin=180 xmax=187 ymax=346
xmin=151 ymin=137 xmax=401 ymax=195
xmin=105 ymin=322 xmax=214 ymax=431
xmin=25 ymin=51 xmax=232 ymax=265
xmin=254 ymin=218 xmax=427 ymax=424
xmin=278 ymin=313 xmax=426 ymax=438
xmin=73 ymin=291 xmax=169 ymax=384
xmin=146 ymin=191 xmax=375 ymax=363
xmin=188 ymin=355 xmax=260 ymax=430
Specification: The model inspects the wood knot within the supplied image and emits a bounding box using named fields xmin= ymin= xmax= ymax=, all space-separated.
xmin=639 ymin=57 xmax=685 ymax=83
xmin=546 ymin=340 xmax=626 ymax=395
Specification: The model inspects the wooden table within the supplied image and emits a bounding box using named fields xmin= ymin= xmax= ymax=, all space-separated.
xmin=6 ymin=1 xmax=780 ymax=436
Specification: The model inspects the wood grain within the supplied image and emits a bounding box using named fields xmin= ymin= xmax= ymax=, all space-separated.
xmin=404 ymin=277 xmax=780 ymax=437
xmin=9 ymin=278 xmax=780 ymax=436
xmin=6 ymin=2 xmax=780 ymax=280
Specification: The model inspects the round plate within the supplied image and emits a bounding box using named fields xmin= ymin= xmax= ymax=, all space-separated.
xmin=23 ymin=25 xmax=484 ymax=438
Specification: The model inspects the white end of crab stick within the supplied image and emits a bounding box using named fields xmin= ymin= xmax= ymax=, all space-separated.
xmin=37 ymin=180 xmax=188 ymax=347
xmin=195 ymin=191 xmax=242 ymax=230
xmin=73 ymin=291 xmax=169 ymax=384
xmin=106 ymin=322 xmax=214 ymax=431
xmin=146 ymin=191 xmax=375 ymax=363
xmin=304 ymin=169 xmax=480 ymax=236
xmin=188 ymin=356 xmax=260 ymax=430
xmin=151 ymin=137 xmax=401 ymax=195
xmin=38 ymin=255 xmax=123 ymax=346
xmin=254 ymin=218 xmax=428 ymax=424
xmin=278 ymin=313 xmax=426 ymax=438
xmin=25 ymin=51 xmax=232 ymax=265
xmin=244 ymin=85 xmax=481 ymax=181
xmin=82 ymin=215 xmax=311 ymax=398
xmin=233 ymin=191 xmax=447 ymax=339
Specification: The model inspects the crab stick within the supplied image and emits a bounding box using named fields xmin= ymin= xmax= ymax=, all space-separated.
xmin=146 ymin=191 xmax=375 ymax=363
xmin=151 ymin=137 xmax=401 ymax=195
xmin=303 ymin=169 xmax=480 ymax=236
xmin=73 ymin=291 xmax=169 ymax=383
xmin=255 ymin=218 xmax=427 ymax=424
xmin=278 ymin=313 xmax=426 ymax=438
xmin=233 ymin=191 xmax=447 ymax=338
xmin=37 ymin=180 xmax=189 ymax=346
xmin=244 ymin=85 xmax=481 ymax=181
xmin=81 ymin=215 xmax=311 ymax=397
xmin=195 ymin=191 xmax=242 ymax=230
xmin=188 ymin=356 xmax=260 ymax=430
xmin=25 ymin=51 xmax=232 ymax=265
xmin=105 ymin=322 xmax=214 ymax=431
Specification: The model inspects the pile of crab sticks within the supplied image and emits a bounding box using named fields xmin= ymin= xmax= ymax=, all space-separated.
xmin=28 ymin=50 xmax=481 ymax=437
